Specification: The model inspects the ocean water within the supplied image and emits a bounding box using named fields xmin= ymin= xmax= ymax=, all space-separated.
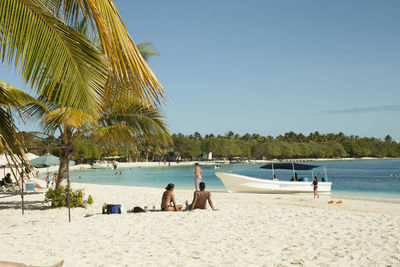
xmin=65 ymin=159 xmax=400 ymax=202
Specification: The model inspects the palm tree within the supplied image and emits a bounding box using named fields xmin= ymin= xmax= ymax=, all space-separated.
xmin=0 ymin=81 xmax=38 ymax=180
xmin=0 ymin=0 xmax=164 ymax=110
xmin=26 ymin=96 xmax=170 ymax=187
xmin=0 ymin=1 xmax=165 ymax=167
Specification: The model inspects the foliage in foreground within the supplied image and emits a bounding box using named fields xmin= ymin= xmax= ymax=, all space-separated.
xmin=45 ymin=186 xmax=93 ymax=208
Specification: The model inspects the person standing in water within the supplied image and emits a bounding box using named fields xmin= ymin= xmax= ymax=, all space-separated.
xmin=312 ymin=176 xmax=319 ymax=199
xmin=194 ymin=163 xmax=202 ymax=191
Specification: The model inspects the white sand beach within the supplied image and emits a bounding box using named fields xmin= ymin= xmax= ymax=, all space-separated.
xmin=1 ymin=183 xmax=400 ymax=266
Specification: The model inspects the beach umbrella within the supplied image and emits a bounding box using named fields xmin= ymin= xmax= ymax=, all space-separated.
xmin=30 ymin=153 xmax=60 ymax=168
xmin=30 ymin=153 xmax=75 ymax=168
xmin=25 ymin=153 xmax=39 ymax=161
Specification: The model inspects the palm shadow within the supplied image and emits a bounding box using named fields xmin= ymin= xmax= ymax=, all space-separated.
xmin=0 ymin=191 xmax=51 ymax=210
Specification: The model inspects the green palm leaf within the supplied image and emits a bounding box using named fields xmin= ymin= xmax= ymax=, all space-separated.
xmin=58 ymin=0 xmax=165 ymax=105
xmin=95 ymin=103 xmax=171 ymax=145
xmin=0 ymin=81 xmax=36 ymax=170
xmin=42 ymin=107 xmax=96 ymax=131
xmin=0 ymin=0 xmax=107 ymax=113
xmin=137 ymin=42 xmax=159 ymax=62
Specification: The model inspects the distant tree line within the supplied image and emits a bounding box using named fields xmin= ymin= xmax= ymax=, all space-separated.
xmin=24 ymin=131 xmax=400 ymax=162
xmin=171 ymin=131 xmax=400 ymax=160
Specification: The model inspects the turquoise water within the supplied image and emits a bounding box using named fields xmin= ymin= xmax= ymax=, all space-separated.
xmin=64 ymin=159 xmax=400 ymax=201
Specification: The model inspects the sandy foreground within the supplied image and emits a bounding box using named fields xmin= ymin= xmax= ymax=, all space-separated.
xmin=1 ymin=183 xmax=400 ymax=267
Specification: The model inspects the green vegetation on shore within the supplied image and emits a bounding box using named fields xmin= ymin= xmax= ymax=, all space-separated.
xmin=172 ymin=131 xmax=400 ymax=160
xmin=24 ymin=131 xmax=400 ymax=162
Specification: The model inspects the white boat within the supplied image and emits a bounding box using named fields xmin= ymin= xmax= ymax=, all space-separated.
xmin=90 ymin=160 xmax=110 ymax=169
xmin=216 ymin=172 xmax=332 ymax=193
xmin=215 ymin=163 xmax=332 ymax=194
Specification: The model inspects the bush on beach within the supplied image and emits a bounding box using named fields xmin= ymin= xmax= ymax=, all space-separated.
xmin=45 ymin=186 xmax=93 ymax=208
xmin=87 ymin=194 xmax=94 ymax=205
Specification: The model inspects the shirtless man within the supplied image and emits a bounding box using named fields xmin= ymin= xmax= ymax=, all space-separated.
xmin=186 ymin=182 xmax=217 ymax=211
xmin=161 ymin=183 xmax=183 ymax=211
xmin=194 ymin=163 xmax=202 ymax=191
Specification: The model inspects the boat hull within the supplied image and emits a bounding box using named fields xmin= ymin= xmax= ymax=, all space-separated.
xmin=215 ymin=172 xmax=332 ymax=194
xmin=90 ymin=165 xmax=109 ymax=169
xmin=90 ymin=161 xmax=110 ymax=169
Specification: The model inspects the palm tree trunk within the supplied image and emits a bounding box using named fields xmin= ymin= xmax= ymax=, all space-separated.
xmin=56 ymin=126 xmax=73 ymax=188
xmin=56 ymin=148 xmax=68 ymax=188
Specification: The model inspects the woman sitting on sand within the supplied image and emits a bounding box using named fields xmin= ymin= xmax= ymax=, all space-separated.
xmin=161 ymin=183 xmax=183 ymax=211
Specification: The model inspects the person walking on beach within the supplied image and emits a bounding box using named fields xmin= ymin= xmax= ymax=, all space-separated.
xmin=312 ymin=176 xmax=319 ymax=199
xmin=185 ymin=182 xmax=217 ymax=211
xmin=194 ymin=163 xmax=202 ymax=191
xmin=161 ymin=183 xmax=183 ymax=211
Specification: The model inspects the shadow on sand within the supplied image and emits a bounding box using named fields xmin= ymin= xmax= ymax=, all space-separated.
xmin=0 ymin=191 xmax=51 ymax=211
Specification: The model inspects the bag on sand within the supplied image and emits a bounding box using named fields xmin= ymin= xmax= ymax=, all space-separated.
xmin=129 ymin=206 xmax=145 ymax=213
xmin=103 ymin=204 xmax=121 ymax=214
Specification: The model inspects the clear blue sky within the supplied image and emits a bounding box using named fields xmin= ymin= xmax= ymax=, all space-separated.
xmin=2 ymin=0 xmax=400 ymax=139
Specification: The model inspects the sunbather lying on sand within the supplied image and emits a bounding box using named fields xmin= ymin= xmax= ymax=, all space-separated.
xmin=161 ymin=183 xmax=183 ymax=211
xmin=185 ymin=182 xmax=217 ymax=211
xmin=0 ymin=260 xmax=64 ymax=267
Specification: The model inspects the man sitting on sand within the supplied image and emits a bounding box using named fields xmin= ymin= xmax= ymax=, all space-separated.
xmin=185 ymin=182 xmax=217 ymax=211
xmin=161 ymin=183 xmax=183 ymax=211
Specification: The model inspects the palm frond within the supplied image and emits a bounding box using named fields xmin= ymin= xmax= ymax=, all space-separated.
xmin=0 ymin=102 xmax=20 ymax=152
xmin=97 ymin=103 xmax=171 ymax=145
xmin=70 ymin=0 xmax=165 ymax=105
xmin=42 ymin=107 xmax=96 ymax=132
xmin=0 ymin=80 xmax=40 ymax=106
xmin=0 ymin=0 xmax=107 ymax=113
xmin=0 ymin=83 xmax=31 ymax=169
xmin=0 ymin=79 xmax=42 ymax=126
xmin=137 ymin=42 xmax=159 ymax=61
xmin=91 ymin=123 xmax=136 ymax=144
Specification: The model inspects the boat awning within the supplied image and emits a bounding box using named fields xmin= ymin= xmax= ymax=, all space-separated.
xmin=260 ymin=163 xmax=319 ymax=170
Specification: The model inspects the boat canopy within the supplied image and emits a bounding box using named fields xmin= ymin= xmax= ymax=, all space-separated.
xmin=260 ymin=163 xmax=319 ymax=170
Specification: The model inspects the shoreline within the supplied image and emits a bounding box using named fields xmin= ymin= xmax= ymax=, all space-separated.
xmin=1 ymin=183 xmax=399 ymax=266
xmin=2 ymin=157 xmax=397 ymax=175
xmin=71 ymin=180 xmax=400 ymax=204
xmin=3 ymin=158 xmax=399 ymax=204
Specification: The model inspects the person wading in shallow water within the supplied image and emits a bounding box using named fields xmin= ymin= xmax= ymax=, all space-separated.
xmin=194 ymin=163 xmax=202 ymax=191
